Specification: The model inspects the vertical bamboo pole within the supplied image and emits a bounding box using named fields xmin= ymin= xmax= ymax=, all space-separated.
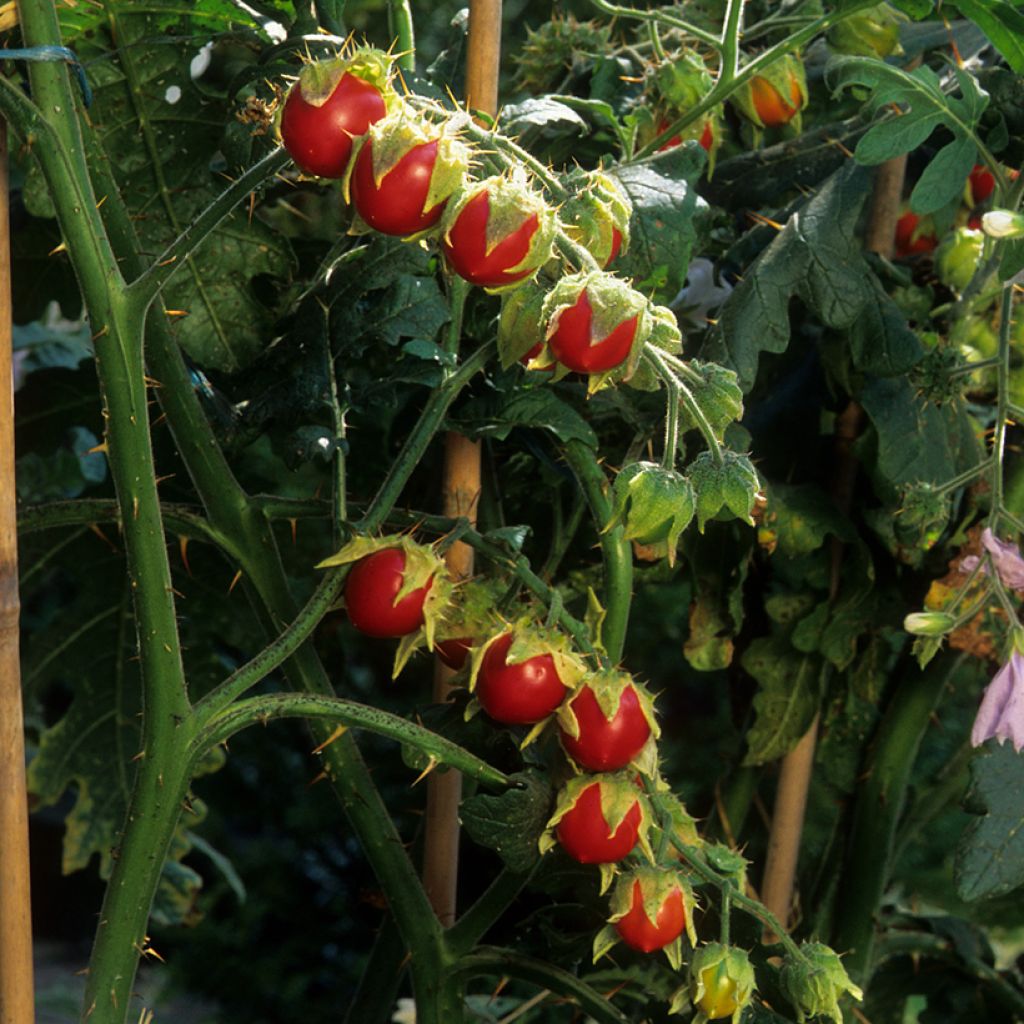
xmin=421 ymin=0 xmax=501 ymax=926
xmin=0 ymin=119 xmax=35 ymax=1024
xmin=759 ymin=154 xmax=905 ymax=935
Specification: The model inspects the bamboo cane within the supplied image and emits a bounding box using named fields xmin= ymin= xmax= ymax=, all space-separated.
xmin=421 ymin=0 xmax=502 ymax=926
xmin=0 ymin=117 xmax=36 ymax=1024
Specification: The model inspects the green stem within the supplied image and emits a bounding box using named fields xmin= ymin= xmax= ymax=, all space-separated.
xmin=357 ymin=341 xmax=496 ymax=533
xmin=448 ymin=866 xmax=535 ymax=955
xmin=193 ymin=693 xmax=511 ymax=788
xmin=342 ymin=915 xmax=408 ymax=1024
xmin=935 ymin=457 xmax=995 ymax=497
xmin=719 ymin=0 xmax=745 ymax=85
xmin=645 ymin=348 xmax=724 ymax=466
xmin=989 ymin=286 xmax=1015 ymax=524
xmin=563 ymin=440 xmax=633 ymax=664
xmin=831 ymin=655 xmax=962 ymax=986
xmin=454 ymin=947 xmax=632 ymax=1024
xmin=553 ymin=230 xmax=602 ymax=273
xmin=196 ymin=571 xmax=347 ymax=717
xmin=125 ymin=148 xmax=291 ymax=316
xmin=636 ymin=0 xmax=879 ymax=158
xmin=388 ymin=0 xmax=416 ymax=71
xmin=586 ymin=0 xmax=720 ymax=50
xmin=720 ymin=889 xmax=732 ymax=946
xmin=661 ymin=371 xmax=681 ymax=470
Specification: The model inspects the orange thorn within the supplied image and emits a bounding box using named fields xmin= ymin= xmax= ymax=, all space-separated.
xmin=312 ymin=724 xmax=347 ymax=754
xmin=289 ymin=517 xmax=298 ymax=545
xmin=179 ymin=536 xmax=192 ymax=576
xmin=228 ymin=569 xmax=243 ymax=593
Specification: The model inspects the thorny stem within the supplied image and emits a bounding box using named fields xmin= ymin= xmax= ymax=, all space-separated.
xmin=661 ymin=371 xmax=681 ymax=470
xmin=388 ymin=0 xmax=416 ymax=72
xmin=586 ymin=0 xmax=720 ymax=50
xmin=644 ymin=348 xmax=724 ymax=466
xmin=934 ymin=456 xmax=995 ymax=497
xmin=719 ymin=0 xmax=745 ymax=86
xmin=989 ymin=285 xmax=1015 ymax=524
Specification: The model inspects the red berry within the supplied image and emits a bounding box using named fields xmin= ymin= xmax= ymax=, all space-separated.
xmin=280 ymin=70 xmax=387 ymax=179
xmin=556 ymin=781 xmax=642 ymax=864
xmin=344 ymin=548 xmax=432 ymax=638
xmin=351 ymin=138 xmax=447 ymax=236
xmin=476 ymin=633 xmax=566 ymax=724
xmin=559 ymin=685 xmax=651 ymax=772
xmin=615 ymin=879 xmax=687 ymax=952
xmin=548 ymin=290 xmax=639 ymax=374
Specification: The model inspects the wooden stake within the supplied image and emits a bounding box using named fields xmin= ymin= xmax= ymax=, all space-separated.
xmin=0 ymin=118 xmax=35 ymax=1024
xmin=421 ymin=2 xmax=501 ymax=926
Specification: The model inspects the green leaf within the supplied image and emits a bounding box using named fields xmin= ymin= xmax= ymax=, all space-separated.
xmin=889 ymin=0 xmax=934 ymax=17
xmin=61 ymin=5 xmax=297 ymax=372
xmin=859 ymin=376 xmax=980 ymax=505
xmin=500 ymin=97 xmax=589 ymax=148
xmin=743 ymin=637 xmax=823 ymax=765
xmin=955 ymin=744 xmax=1024 ymax=901
xmin=703 ymin=163 xmax=921 ymax=390
xmin=826 ymin=58 xmax=987 ymax=214
xmin=462 ymin=769 xmax=553 ymax=873
xmin=611 ymin=157 xmax=702 ymax=304
xmin=760 ymin=482 xmax=853 ymax=558
xmin=362 ymin=275 xmax=451 ymax=349
xmin=951 ymin=0 xmax=1024 ymax=73
xmin=453 ymin=389 xmax=598 ymax=449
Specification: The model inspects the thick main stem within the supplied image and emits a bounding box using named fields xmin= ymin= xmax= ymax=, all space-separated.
xmin=0 ymin=117 xmax=34 ymax=1024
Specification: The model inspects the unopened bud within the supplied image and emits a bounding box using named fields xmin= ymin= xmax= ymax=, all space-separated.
xmin=981 ymin=210 xmax=1024 ymax=239
xmin=903 ymin=611 xmax=955 ymax=636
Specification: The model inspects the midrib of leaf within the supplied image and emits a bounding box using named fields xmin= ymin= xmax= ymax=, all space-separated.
xmin=103 ymin=2 xmax=233 ymax=366
xmin=24 ymin=604 xmax=121 ymax=691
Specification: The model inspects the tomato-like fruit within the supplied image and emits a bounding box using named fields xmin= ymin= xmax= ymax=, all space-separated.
xmin=476 ymin=632 xmax=566 ymax=724
xmin=436 ymin=636 xmax=472 ymax=671
xmin=351 ymin=138 xmax=447 ymax=236
xmin=894 ymin=211 xmax=937 ymax=256
xmin=559 ymin=685 xmax=651 ymax=772
xmin=749 ymin=73 xmax=802 ymax=127
xmin=607 ymin=226 xmax=624 ymax=266
xmin=548 ymin=290 xmax=639 ymax=374
xmin=442 ymin=190 xmax=541 ymax=288
xmin=344 ymin=548 xmax=432 ymax=638
xmin=615 ymin=878 xmax=687 ymax=952
xmin=280 ymin=71 xmax=387 ymax=179
xmin=968 ymin=163 xmax=996 ymax=205
xmin=556 ymin=781 xmax=642 ymax=863
xmin=695 ymin=964 xmax=740 ymax=1020
xmin=656 ymin=119 xmax=713 ymax=154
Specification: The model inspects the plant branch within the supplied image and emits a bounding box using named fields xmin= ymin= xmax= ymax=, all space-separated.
xmin=194 ymin=693 xmax=512 ymax=788
xmin=585 ymin=0 xmax=720 ymax=50
xmin=125 ymin=148 xmax=290 ymax=317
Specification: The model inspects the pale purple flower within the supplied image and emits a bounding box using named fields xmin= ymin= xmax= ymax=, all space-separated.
xmin=959 ymin=528 xmax=1024 ymax=591
xmin=971 ymin=650 xmax=1024 ymax=752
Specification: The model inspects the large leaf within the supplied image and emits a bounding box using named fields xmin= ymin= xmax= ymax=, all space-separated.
xmin=611 ymin=148 xmax=704 ymax=304
xmin=742 ymin=636 xmax=823 ymax=765
xmin=703 ymin=162 xmax=921 ymax=391
xmin=462 ymin=769 xmax=553 ymax=873
xmin=452 ymin=388 xmax=599 ymax=449
xmin=826 ymin=58 xmax=988 ymax=214
xmin=955 ymin=744 xmax=1024 ymax=901
xmin=859 ymin=376 xmax=980 ymax=504
xmin=54 ymin=3 xmax=296 ymax=372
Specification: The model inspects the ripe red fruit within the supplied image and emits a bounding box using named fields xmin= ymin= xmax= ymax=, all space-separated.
xmin=559 ymin=685 xmax=651 ymax=772
xmin=607 ymin=226 xmax=624 ymax=266
xmin=344 ymin=548 xmax=432 ymax=638
xmin=442 ymin=190 xmax=543 ymax=288
xmin=656 ymin=119 xmax=714 ymax=154
xmin=435 ymin=636 xmax=472 ymax=671
xmin=556 ymin=781 xmax=642 ymax=864
xmin=351 ymin=138 xmax=447 ymax=235
xmin=968 ymin=164 xmax=996 ymax=205
xmin=894 ymin=211 xmax=937 ymax=256
xmin=548 ymin=290 xmax=639 ymax=374
xmin=476 ymin=633 xmax=566 ymax=724
xmin=615 ymin=879 xmax=687 ymax=952
xmin=280 ymin=69 xmax=387 ymax=179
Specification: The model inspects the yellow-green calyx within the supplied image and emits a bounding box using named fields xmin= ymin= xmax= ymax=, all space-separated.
xmin=297 ymin=48 xmax=394 ymax=107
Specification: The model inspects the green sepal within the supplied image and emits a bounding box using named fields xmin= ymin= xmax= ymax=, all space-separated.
xmin=934 ymin=227 xmax=985 ymax=295
xmin=606 ymin=462 xmax=695 ymax=564
xmin=704 ymin=842 xmax=749 ymax=893
xmin=297 ymin=48 xmax=395 ymax=107
xmin=560 ymin=167 xmax=633 ymax=266
xmin=826 ymin=4 xmax=905 ymax=58
xmin=663 ymin=791 xmax=703 ymax=850
xmin=440 ymin=168 xmax=557 ymax=290
xmin=498 ymin=281 xmax=548 ymax=368
xmin=539 ymin=771 xmax=652 ymax=861
xmin=342 ymin=109 xmax=472 ymax=225
xmin=679 ymin=362 xmax=743 ymax=441
xmin=730 ymin=52 xmax=808 ymax=132
xmin=779 ymin=942 xmax=864 ymax=1024
xmin=651 ymin=50 xmax=713 ymax=110
xmin=467 ymin=617 xmax=586 ymax=699
xmin=585 ymin=586 xmax=607 ymax=656
xmin=627 ymin=305 xmax=684 ymax=392
xmin=688 ymin=450 xmax=762 ymax=531
xmin=688 ymin=942 xmax=757 ymax=1024
xmin=556 ymin=669 xmax=660 ymax=745
xmin=315 ymin=534 xmax=453 ymax=663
